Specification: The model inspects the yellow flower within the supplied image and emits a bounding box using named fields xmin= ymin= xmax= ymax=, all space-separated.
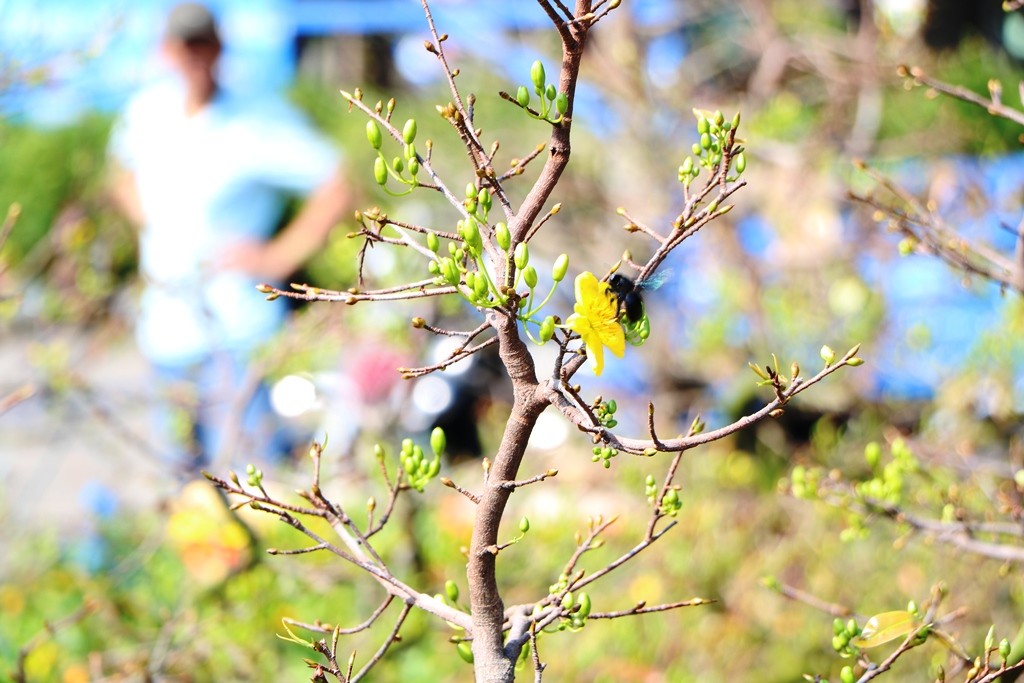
xmin=565 ymin=271 xmax=625 ymax=376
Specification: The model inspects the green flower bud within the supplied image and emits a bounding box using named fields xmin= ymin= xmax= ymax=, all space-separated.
xmin=735 ymin=152 xmax=746 ymax=174
xmin=427 ymin=232 xmax=440 ymax=253
xmin=1000 ymin=638 xmax=1012 ymax=660
xmin=393 ymin=157 xmax=404 ymax=173
xmin=495 ymin=222 xmax=511 ymax=251
xmin=465 ymin=182 xmax=477 ymax=199
xmin=833 ymin=618 xmax=845 ymax=636
xmin=820 ymin=345 xmax=836 ymax=366
xmin=245 ymin=463 xmax=256 ymax=475
xmin=456 ymin=641 xmax=474 ymax=663
xmin=448 ymin=241 xmax=458 ymax=256
xmin=846 ymin=357 xmax=865 ymax=366
xmin=473 ymin=272 xmax=488 ymax=298
xmin=431 ymin=426 xmax=447 ymax=456
xmin=539 ymin=316 xmax=555 ymax=342
xmin=840 ymin=666 xmax=855 ymax=683
xmin=545 ymin=83 xmax=557 ymax=102
xmin=531 ymin=60 xmax=546 ymax=94
xmin=519 ymin=516 xmax=530 ymax=533
xmin=555 ymin=92 xmax=568 ymax=115
xmin=408 ymin=157 xmax=420 ymax=176
xmin=681 ymin=157 xmax=694 ymax=175
xmin=576 ymin=592 xmax=592 ymax=618
xmin=692 ymin=142 xmax=701 ymax=155
xmin=374 ymin=444 xmax=385 ymax=460
xmin=366 ymin=120 xmax=382 ymax=149
xmin=697 ymin=116 xmax=709 ymax=134
xmin=561 ymin=592 xmax=573 ymax=610
xmin=714 ymin=110 xmax=724 ymax=126
xmin=514 ymin=242 xmax=529 ymax=269
xmin=445 ymin=579 xmax=459 ymax=602
xmin=461 ymin=217 xmax=482 ymax=252
xmin=404 ymin=142 xmax=417 ymax=160
xmin=732 ymin=111 xmax=741 ymax=129
xmin=700 ymin=132 xmax=711 ymax=150
xmin=985 ymin=625 xmax=995 ymax=653
xmin=552 ymin=253 xmax=569 ymax=282
xmin=441 ymin=258 xmax=460 ymax=286
xmin=606 ymin=399 xmax=617 ymax=413
xmin=523 ymin=265 xmax=538 ymax=289
xmin=517 ymin=85 xmax=530 ymax=108
xmin=477 ymin=187 xmax=491 ymax=210
xmin=403 ymin=118 xmax=417 ymax=144
xmin=373 ymin=157 xmax=388 ymax=186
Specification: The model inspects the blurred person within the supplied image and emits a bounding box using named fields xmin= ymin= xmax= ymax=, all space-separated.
xmin=108 ymin=2 xmax=348 ymax=474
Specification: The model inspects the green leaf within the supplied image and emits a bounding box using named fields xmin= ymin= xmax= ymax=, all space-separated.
xmin=851 ymin=611 xmax=917 ymax=648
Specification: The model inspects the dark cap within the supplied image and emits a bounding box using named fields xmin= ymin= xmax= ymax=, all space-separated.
xmin=165 ymin=2 xmax=220 ymax=44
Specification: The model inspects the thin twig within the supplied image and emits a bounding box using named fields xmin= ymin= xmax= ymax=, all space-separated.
xmin=496 ymin=469 xmax=558 ymax=490
xmin=899 ymin=64 xmax=1024 ymax=127
xmin=284 ymin=596 xmax=395 ymax=636
xmin=588 ymin=597 xmax=714 ymax=619
xmin=350 ymin=602 xmax=413 ymax=682
xmin=441 ymin=476 xmax=481 ymax=504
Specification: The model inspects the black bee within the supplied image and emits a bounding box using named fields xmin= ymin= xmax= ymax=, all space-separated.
xmin=608 ymin=271 xmax=668 ymax=324
xmin=608 ymin=274 xmax=646 ymax=323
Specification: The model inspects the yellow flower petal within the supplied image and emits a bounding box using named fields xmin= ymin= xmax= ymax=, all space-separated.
xmin=566 ymin=272 xmax=626 ymax=376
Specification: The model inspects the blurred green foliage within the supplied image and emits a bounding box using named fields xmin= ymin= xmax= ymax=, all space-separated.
xmin=0 ymin=115 xmax=115 ymax=261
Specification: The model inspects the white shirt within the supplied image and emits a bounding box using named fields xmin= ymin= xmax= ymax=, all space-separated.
xmin=110 ymin=80 xmax=338 ymax=365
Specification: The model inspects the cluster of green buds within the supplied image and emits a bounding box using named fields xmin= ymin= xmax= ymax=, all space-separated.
xmin=659 ymin=487 xmax=682 ymax=516
xmin=832 ymin=617 xmax=863 ymax=659
xmin=855 ymin=439 xmax=918 ymax=506
xmin=435 ymin=579 xmax=474 ymax=664
xmin=427 ymin=215 xmax=506 ymax=310
xmin=983 ymin=624 xmax=1014 ymax=668
xmin=591 ymin=444 xmax=619 ymax=468
xmin=593 ymin=397 xmax=618 ymax=428
xmin=820 ymin=344 xmax=865 ymax=368
xmin=548 ymin=573 xmax=569 ymax=595
xmin=515 ymin=60 xmax=569 ymax=124
xmin=623 ymin=312 xmax=651 ymax=347
xmin=556 ymin=590 xmax=592 ymax=631
xmin=365 ymin=113 xmax=420 ymax=196
xmin=516 ymin=247 xmax=569 ymax=345
xmin=788 ymin=464 xmax=822 ymax=500
xmin=464 ymin=181 xmax=493 ymax=223
xmin=379 ymin=427 xmax=444 ymax=493
xmin=677 ymin=109 xmax=744 ymax=189
xmin=644 ymin=474 xmax=659 ymax=504
xmin=244 ymin=463 xmax=263 ymax=487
